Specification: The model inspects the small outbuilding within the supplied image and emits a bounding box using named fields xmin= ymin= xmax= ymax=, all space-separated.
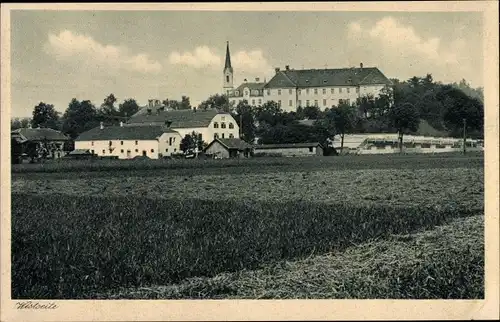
xmin=254 ymin=142 xmax=324 ymax=157
xmin=204 ymin=138 xmax=253 ymax=159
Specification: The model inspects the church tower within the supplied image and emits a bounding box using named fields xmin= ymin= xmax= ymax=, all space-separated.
xmin=223 ymin=41 xmax=234 ymax=95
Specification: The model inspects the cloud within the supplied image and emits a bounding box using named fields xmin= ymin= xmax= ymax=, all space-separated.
xmin=45 ymin=30 xmax=162 ymax=74
xmin=168 ymin=46 xmax=271 ymax=75
xmin=345 ymin=17 xmax=478 ymax=85
xmin=168 ymin=46 xmax=221 ymax=69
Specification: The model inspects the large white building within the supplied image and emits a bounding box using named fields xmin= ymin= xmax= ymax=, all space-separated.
xmin=223 ymin=42 xmax=392 ymax=111
xmin=75 ymin=102 xmax=241 ymax=159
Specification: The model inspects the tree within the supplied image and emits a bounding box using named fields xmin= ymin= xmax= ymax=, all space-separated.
xmin=198 ymin=94 xmax=231 ymax=112
xmin=303 ymin=105 xmax=321 ymax=119
xmin=180 ymin=96 xmax=191 ymax=110
xmin=62 ymin=99 xmax=99 ymax=139
xmin=388 ymin=103 xmax=420 ymax=153
xmin=118 ymin=99 xmax=139 ymax=117
xmin=233 ymin=100 xmax=256 ymax=142
xmin=328 ymin=103 xmax=358 ymax=152
xmin=11 ymin=117 xmax=30 ymax=130
xmin=99 ymin=93 xmax=118 ymax=117
xmin=32 ymin=102 xmax=60 ymax=130
xmin=180 ymin=131 xmax=204 ymax=155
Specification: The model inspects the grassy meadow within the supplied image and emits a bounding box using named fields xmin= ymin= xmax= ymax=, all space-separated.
xmin=11 ymin=154 xmax=484 ymax=299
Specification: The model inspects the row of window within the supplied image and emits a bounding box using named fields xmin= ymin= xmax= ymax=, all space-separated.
xmin=213 ymin=122 xmax=234 ymax=129
xmin=275 ymin=99 xmax=352 ymax=107
xmin=269 ymin=87 xmax=360 ymax=96
xmin=214 ymin=133 xmax=234 ymax=139
xmin=95 ymin=148 xmax=179 ymax=154
xmin=91 ymin=138 xmax=178 ymax=147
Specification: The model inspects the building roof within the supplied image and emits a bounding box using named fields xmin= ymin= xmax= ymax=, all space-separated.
xmin=68 ymin=149 xmax=93 ymax=155
xmin=264 ymin=67 xmax=392 ymax=89
xmin=254 ymin=142 xmax=323 ymax=149
xmin=127 ymin=108 xmax=226 ymax=128
xmin=75 ymin=125 xmax=177 ymax=141
xmin=230 ymin=82 xmax=266 ymax=97
xmin=209 ymin=138 xmax=253 ymax=151
xmin=11 ymin=128 xmax=70 ymax=142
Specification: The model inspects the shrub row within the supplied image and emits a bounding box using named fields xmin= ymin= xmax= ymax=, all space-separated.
xmin=11 ymin=193 xmax=482 ymax=299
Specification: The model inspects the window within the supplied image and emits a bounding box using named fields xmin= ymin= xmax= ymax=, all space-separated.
xmin=245 ymin=90 xmax=249 ymax=96
xmin=221 ymin=122 xmax=226 ymax=129
xmin=174 ymin=148 xmax=177 ymax=152
xmin=120 ymin=141 xmax=123 ymax=145
xmin=169 ymin=137 xmax=173 ymax=146
xmin=289 ymin=100 xmax=293 ymax=107
xmin=165 ymin=148 xmax=169 ymax=152
xmin=214 ymin=133 xmax=219 ymax=139
xmin=199 ymin=134 xmax=203 ymax=141
xmin=331 ymin=88 xmax=335 ymax=94
xmin=309 ymin=147 xmax=314 ymax=152
xmin=235 ymin=90 xmax=239 ymax=96
xmin=347 ymin=88 xmax=350 ymax=94
xmin=298 ymin=89 xmax=301 ymax=95
xmin=298 ymin=100 xmax=302 ymax=106
xmin=346 ymin=99 xmax=351 ymax=105
xmin=151 ymin=149 xmax=154 ymax=153
xmin=91 ymin=141 xmax=94 ymax=146
xmin=289 ymin=89 xmax=293 ymax=94
xmin=135 ymin=140 xmax=138 ymax=145
xmin=306 ymin=88 xmax=309 ymax=94
xmin=214 ymin=122 xmax=219 ymax=128
xmin=339 ymin=88 xmax=343 ymax=93
xmin=323 ymin=99 xmax=327 ymax=106
xmin=91 ymin=149 xmax=94 ymax=154
xmin=258 ymin=99 xmax=262 ymax=104
xmin=314 ymin=88 xmax=318 ymax=94
xmin=277 ymin=89 xmax=281 ymax=95
xmin=278 ymin=100 xmax=282 ymax=106
xmin=339 ymin=99 xmax=344 ymax=105
xmin=222 ymin=133 xmax=225 ymax=138
xmin=306 ymin=100 xmax=310 ymax=107
xmin=226 ymin=75 xmax=229 ymax=82
xmin=135 ymin=149 xmax=138 ymax=152
xmin=267 ymin=89 xmax=270 ymax=95
xmin=121 ymin=149 xmax=124 ymax=153
xmin=229 ymin=122 xmax=234 ymax=129
xmin=102 ymin=149 xmax=105 ymax=154
xmin=229 ymin=133 xmax=234 ymax=138
xmin=356 ymin=87 xmax=360 ymax=93
xmin=322 ymin=88 xmax=326 ymax=94
xmin=252 ymin=99 xmax=255 ymax=105
xmin=314 ymin=100 xmax=318 ymax=106
xmin=109 ymin=140 xmax=112 ymax=146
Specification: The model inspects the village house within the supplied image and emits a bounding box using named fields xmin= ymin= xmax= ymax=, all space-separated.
xmin=126 ymin=101 xmax=240 ymax=142
xmin=254 ymin=142 xmax=324 ymax=157
xmin=11 ymin=126 xmax=70 ymax=162
xmin=204 ymin=137 xmax=253 ymax=159
xmin=75 ymin=122 xmax=182 ymax=159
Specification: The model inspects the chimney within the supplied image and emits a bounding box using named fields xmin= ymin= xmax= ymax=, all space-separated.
xmin=360 ymin=62 xmax=363 ymax=69
xmin=255 ymin=77 xmax=260 ymax=82
xmin=275 ymin=67 xmax=280 ymax=74
xmin=120 ymin=121 xmax=123 ymax=127
xmin=148 ymin=99 xmax=153 ymax=108
xmin=285 ymin=65 xmax=290 ymax=71
xmin=100 ymin=122 xmax=104 ymax=130
xmin=244 ymin=78 xmax=247 ymax=83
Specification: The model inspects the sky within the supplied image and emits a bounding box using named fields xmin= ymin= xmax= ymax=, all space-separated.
xmin=10 ymin=10 xmax=483 ymax=118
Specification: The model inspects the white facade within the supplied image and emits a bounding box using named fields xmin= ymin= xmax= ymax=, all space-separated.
xmin=173 ymin=113 xmax=240 ymax=142
xmin=75 ymin=132 xmax=183 ymax=159
xmin=263 ymin=84 xmax=386 ymax=111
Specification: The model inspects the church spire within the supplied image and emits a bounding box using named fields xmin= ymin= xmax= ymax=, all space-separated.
xmin=224 ymin=41 xmax=232 ymax=71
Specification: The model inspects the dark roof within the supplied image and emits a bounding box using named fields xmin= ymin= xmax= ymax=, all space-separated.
xmin=235 ymin=82 xmax=266 ymax=92
xmin=264 ymin=67 xmax=392 ymax=88
xmin=209 ymin=138 xmax=253 ymax=151
xmin=254 ymin=142 xmax=323 ymax=149
xmin=11 ymin=128 xmax=70 ymax=142
xmin=224 ymin=41 xmax=232 ymax=71
xmin=127 ymin=108 xmax=225 ymax=128
xmin=75 ymin=125 xmax=177 ymax=141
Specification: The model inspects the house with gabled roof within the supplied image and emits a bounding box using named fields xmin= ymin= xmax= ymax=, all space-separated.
xmin=11 ymin=127 xmax=70 ymax=160
xmin=74 ymin=122 xmax=182 ymax=159
xmin=126 ymin=104 xmax=240 ymax=143
xmin=204 ymin=137 xmax=253 ymax=159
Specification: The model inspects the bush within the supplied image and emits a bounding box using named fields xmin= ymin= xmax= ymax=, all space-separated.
xmin=11 ymin=193 xmax=482 ymax=299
